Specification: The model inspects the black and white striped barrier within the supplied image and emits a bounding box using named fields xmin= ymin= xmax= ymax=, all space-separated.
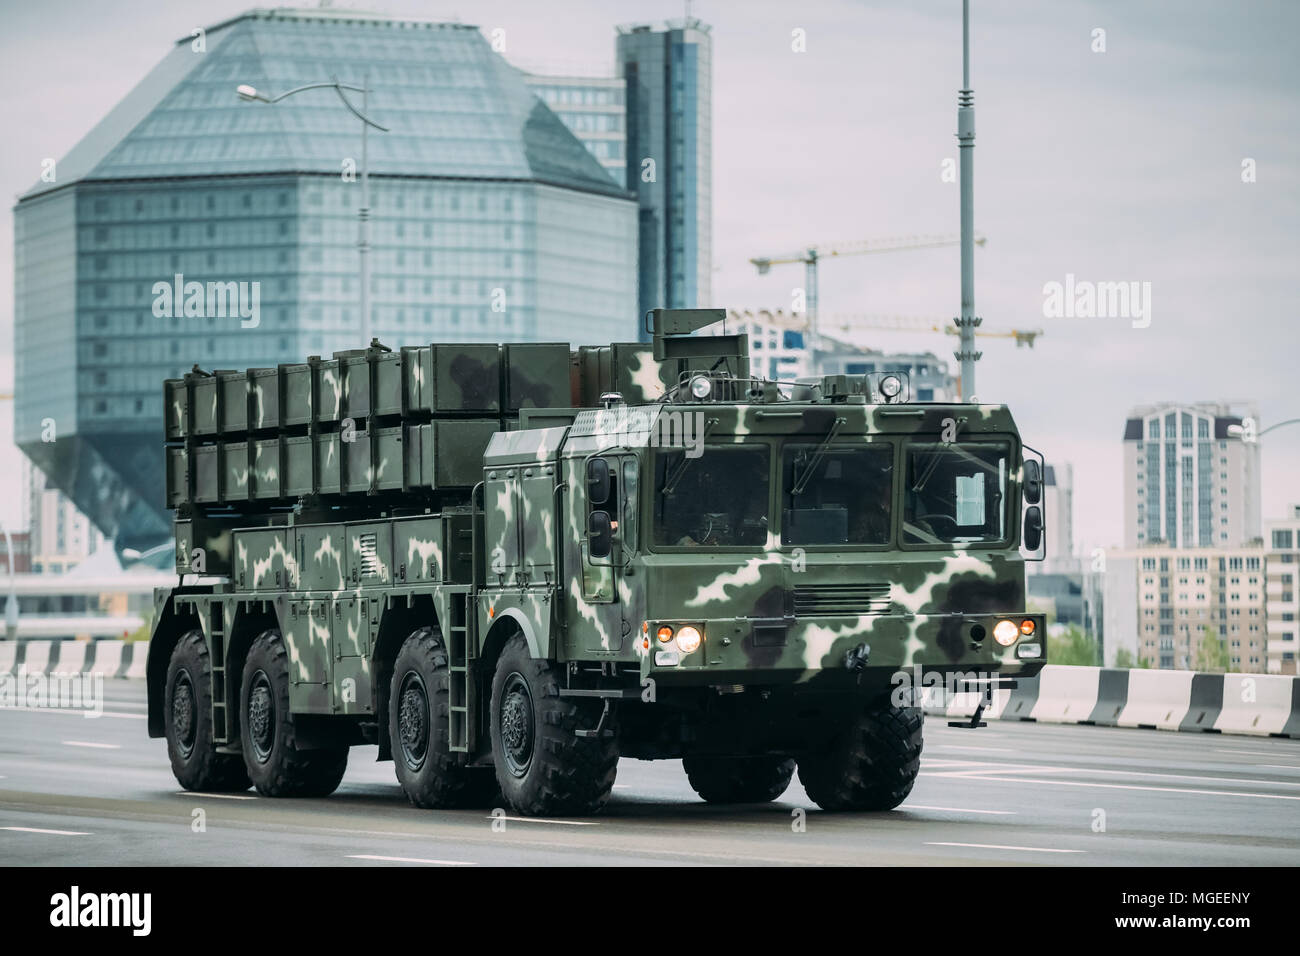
xmin=0 ymin=640 xmax=148 ymax=680
xmin=924 ymin=665 xmax=1300 ymax=739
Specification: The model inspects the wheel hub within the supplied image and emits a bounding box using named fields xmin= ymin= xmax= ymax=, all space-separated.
xmin=397 ymin=674 xmax=429 ymax=771
xmin=500 ymin=673 xmax=534 ymax=778
xmin=171 ymin=671 xmax=196 ymax=758
xmin=247 ymin=671 xmax=274 ymax=763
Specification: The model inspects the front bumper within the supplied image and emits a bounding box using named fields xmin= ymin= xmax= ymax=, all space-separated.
xmin=637 ymin=611 xmax=1047 ymax=688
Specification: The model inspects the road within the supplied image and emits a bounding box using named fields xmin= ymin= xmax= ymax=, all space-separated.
xmin=2 ymin=682 xmax=1299 ymax=866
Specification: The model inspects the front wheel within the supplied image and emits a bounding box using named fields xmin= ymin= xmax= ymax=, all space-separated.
xmin=489 ymin=635 xmax=618 ymax=816
xmin=239 ymin=629 xmax=348 ymax=797
xmin=797 ymin=701 xmax=923 ymax=811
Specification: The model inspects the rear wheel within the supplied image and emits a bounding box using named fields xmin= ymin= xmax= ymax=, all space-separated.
xmin=490 ymin=635 xmax=618 ymax=816
xmin=683 ymin=755 xmax=795 ymax=804
xmin=239 ymin=629 xmax=348 ymax=797
xmin=797 ymin=701 xmax=923 ymax=811
xmin=164 ymin=630 xmax=249 ymax=792
xmin=390 ymin=627 xmax=498 ymax=809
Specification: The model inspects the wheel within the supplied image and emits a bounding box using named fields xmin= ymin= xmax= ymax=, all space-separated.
xmin=683 ymin=755 xmax=795 ymax=804
xmin=239 ymin=629 xmax=348 ymax=797
xmin=797 ymin=701 xmax=923 ymax=811
xmin=164 ymin=630 xmax=250 ymax=792
xmin=390 ymin=627 xmax=499 ymax=809
xmin=489 ymin=634 xmax=618 ymax=816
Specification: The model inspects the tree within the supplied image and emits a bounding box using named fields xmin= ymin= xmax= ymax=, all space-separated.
xmin=1114 ymin=647 xmax=1136 ymax=669
xmin=1193 ymin=625 xmax=1230 ymax=674
xmin=1048 ymin=625 xmax=1101 ymax=666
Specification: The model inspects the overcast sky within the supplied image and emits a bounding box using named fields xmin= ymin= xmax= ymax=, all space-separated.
xmin=1 ymin=0 xmax=1297 ymax=555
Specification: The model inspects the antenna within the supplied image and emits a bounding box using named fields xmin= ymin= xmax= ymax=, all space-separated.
xmin=954 ymin=0 xmax=982 ymax=400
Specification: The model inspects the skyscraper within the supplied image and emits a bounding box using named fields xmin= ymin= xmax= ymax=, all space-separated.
xmin=617 ymin=19 xmax=713 ymax=318
xmin=1122 ymin=402 xmax=1262 ymax=549
xmin=523 ymin=74 xmax=627 ymax=185
xmin=13 ymin=7 xmax=638 ymax=552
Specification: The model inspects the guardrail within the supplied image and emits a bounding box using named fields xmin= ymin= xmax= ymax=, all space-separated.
xmin=924 ymin=665 xmax=1300 ymax=739
xmin=0 ymin=639 xmax=148 ymax=680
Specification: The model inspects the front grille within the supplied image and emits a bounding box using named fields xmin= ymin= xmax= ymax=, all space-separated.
xmin=791 ymin=583 xmax=892 ymax=616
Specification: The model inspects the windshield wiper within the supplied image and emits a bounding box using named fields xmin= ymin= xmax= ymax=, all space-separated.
xmin=911 ymin=417 xmax=968 ymax=493
xmin=661 ymin=417 xmax=719 ymax=495
xmin=790 ymin=416 xmax=845 ymax=496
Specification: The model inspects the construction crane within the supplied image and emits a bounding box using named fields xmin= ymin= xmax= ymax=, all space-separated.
xmin=729 ymin=309 xmax=1041 ymax=348
xmin=748 ymin=233 xmax=987 ymax=353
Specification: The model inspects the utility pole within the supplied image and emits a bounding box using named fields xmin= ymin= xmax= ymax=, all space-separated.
xmin=954 ymin=0 xmax=982 ymax=400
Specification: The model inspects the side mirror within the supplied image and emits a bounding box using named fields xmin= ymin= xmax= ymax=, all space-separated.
xmin=1022 ymin=459 xmax=1042 ymax=505
xmin=588 ymin=510 xmax=613 ymax=559
xmin=587 ymin=457 xmax=610 ymax=506
xmin=1023 ymin=505 xmax=1043 ymax=551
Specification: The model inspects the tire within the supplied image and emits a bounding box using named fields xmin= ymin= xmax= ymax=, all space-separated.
xmin=683 ymin=755 xmax=795 ymax=804
xmin=390 ymin=627 xmax=499 ymax=809
xmin=164 ymin=630 xmax=250 ymax=792
xmin=797 ymin=701 xmax=923 ymax=811
xmin=490 ymin=635 xmax=618 ymax=816
xmin=239 ymin=629 xmax=348 ymax=797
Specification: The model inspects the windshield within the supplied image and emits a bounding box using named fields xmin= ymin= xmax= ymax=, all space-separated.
xmin=782 ymin=444 xmax=893 ymax=546
xmin=653 ymin=445 xmax=770 ymax=547
xmin=903 ymin=441 xmax=1010 ymax=544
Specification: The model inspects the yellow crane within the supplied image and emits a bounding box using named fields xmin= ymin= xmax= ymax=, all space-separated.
xmin=730 ymin=309 xmax=1042 ymax=349
xmin=749 ymin=233 xmax=987 ymax=351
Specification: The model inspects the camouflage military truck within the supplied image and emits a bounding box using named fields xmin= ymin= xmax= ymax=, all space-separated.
xmin=147 ymin=308 xmax=1046 ymax=815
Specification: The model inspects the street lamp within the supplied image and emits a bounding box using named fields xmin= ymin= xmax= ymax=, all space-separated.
xmin=0 ymin=519 xmax=18 ymax=641
xmin=236 ymin=79 xmax=389 ymax=345
xmin=1227 ymin=418 xmax=1300 ymax=440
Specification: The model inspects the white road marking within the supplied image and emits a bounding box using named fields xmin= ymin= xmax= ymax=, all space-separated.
xmin=907 ymin=805 xmax=1016 ymax=815
xmin=1257 ymin=765 xmax=1300 ymax=771
xmin=926 ymin=841 xmax=1082 ymax=854
xmin=928 ymin=745 xmax=1016 ymax=753
xmin=62 ymin=741 xmax=120 ymax=750
xmin=928 ymin=763 xmax=1300 ymax=788
xmin=179 ymin=792 xmax=257 ymax=800
xmin=347 ymin=854 xmax=475 ymax=866
xmin=955 ymin=774 xmax=1300 ymax=802
xmin=486 ymin=816 xmax=599 ymax=826
xmin=1 ymin=826 xmax=89 ymax=836
xmin=1216 ymin=749 xmax=1300 ymax=757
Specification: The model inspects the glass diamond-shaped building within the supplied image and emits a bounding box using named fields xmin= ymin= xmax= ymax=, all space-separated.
xmin=13 ymin=7 xmax=638 ymax=554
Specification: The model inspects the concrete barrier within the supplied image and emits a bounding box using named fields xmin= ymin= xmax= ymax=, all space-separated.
xmin=19 ymin=640 xmax=55 ymax=676
xmin=1214 ymin=672 xmax=1298 ymax=736
xmin=0 ymin=642 xmax=16 ymax=676
xmin=93 ymin=640 xmax=127 ymax=678
xmin=122 ymin=642 xmax=148 ymax=680
xmin=1179 ymin=673 xmax=1225 ymax=733
xmin=52 ymin=640 xmax=89 ymax=675
xmin=1030 ymin=666 xmax=1101 ymax=723
xmin=1117 ymin=669 xmax=1194 ymax=731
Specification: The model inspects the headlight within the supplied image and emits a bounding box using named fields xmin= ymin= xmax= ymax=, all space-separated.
xmin=675 ymin=625 xmax=703 ymax=654
xmin=689 ymin=376 xmax=712 ymax=399
xmin=993 ymin=619 xmax=1019 ymax=646
xmin=878 ymin=374 xmax=902 ymax=399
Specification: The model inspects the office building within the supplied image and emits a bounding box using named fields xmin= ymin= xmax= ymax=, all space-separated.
xmin=524 ymin=74 xmax=627 ymax=184
xmin=617 ymin=19 xmax=713 ymax=316
xmin=13 ymin=7 xmax=638 ymax=552
xmin=1122 ymin=402 xmax=1262 ymax=549
xmin=22 ymin=462 xmax=104 ymax=575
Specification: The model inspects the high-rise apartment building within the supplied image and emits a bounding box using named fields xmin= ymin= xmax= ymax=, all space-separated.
xmin=1122 ymin=402 xmax=1262 ymax=549
xmin=13 ymin=7 xmax=638 ymax=552
xmin=1265 ymin=505 xmax=1300 ymax=674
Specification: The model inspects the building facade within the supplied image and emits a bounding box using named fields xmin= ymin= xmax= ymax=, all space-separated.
xmin=1104 ymin=545 xmax=1268 ymax=672
xmin=22 ymin=462 xmax=104 ymax=575
xmin=617 ymin=19 xmax=713 ymax=317
xmin=1265 ymin=505 xmax=1300 ymax=674
xmin=1122 ymin=402 xmax=1262 ymax=549
xmin=524 ymin=74 xmax=627 ymax=184
xmin=13 ymin=7 xmax=638 ymax=552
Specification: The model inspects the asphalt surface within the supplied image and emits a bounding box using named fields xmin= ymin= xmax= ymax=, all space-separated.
xmin=2 ymin=682 xmax=1299 ymax=866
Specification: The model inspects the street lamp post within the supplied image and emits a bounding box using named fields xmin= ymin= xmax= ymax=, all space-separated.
xmin=237 ymin=79 xmax=388 ymax=345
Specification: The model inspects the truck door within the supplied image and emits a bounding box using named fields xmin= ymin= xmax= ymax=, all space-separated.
xmin=574 ymin=454 xmax=627 ymax=652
